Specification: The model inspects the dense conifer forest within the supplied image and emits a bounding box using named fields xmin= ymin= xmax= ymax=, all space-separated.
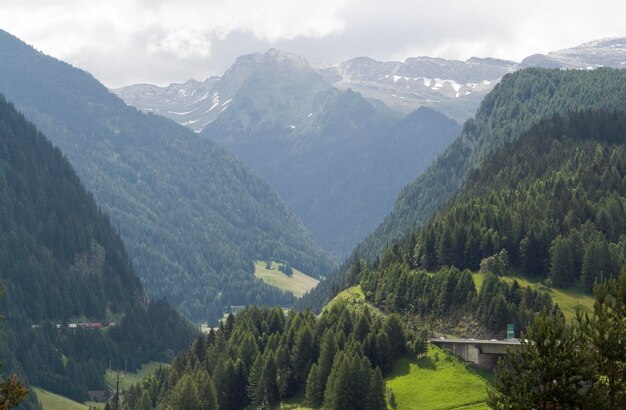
xmin=411 ymin=109 xmax=626 ymax=289
xmin=0 ymin=95 xmax=197 ymax=408
xmin=121 ymin=303 xmax=410 ymax=410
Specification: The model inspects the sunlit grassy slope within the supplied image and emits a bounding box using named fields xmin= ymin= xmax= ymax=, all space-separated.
xmin=272 ymin=347 xmax=492 ymax=410
xmin=33 ymin=387 xmax=89 ymax=410
xmin=386 ymin=346 xmax=492 ymax=410
xmin=104 ymin=361 xmax=169 ymax=392
xmin=472 ymin=272 xmax=595 ymax=321
xmin=321 ymin=285 xmax=366 ymax=314
xmin=254 ymin=260 xmax=319 ymax=297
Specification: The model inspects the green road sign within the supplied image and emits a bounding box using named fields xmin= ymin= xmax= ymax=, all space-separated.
xmin=507 ymin=323 xmax=515 ymax=340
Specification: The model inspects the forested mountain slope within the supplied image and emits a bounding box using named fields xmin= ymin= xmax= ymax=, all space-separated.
xmin=302 ymin=109 xmax=626 ymax=348
xmin=0 ymin=29 xmax=335 ymax=323
xmin=357 ymin=68 xmax=626 ymax=264
xmin=204 ymin=50 xmax=461 ymax=257
xmin=299 ymin=68 xmax=626 ymax=312
xmin=0 ymin=95 xmax=197 ymax=408
xmin=341 ymin=110 xmax=626 ymax=335
xmin=411 ymin=110 xmax=626 ymax=289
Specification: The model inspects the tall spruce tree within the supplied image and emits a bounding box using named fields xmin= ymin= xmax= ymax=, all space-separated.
xmin=488 ymin=312 xmax=598 ymax=409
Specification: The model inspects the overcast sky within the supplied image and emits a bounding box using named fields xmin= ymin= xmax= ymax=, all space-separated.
xmin=1 ymin=0 xmax=625 ymax=88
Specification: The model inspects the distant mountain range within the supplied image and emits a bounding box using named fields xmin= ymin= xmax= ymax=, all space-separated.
xmin=202 ymin=49 xmax=461 ymax=257
xmin=113 ymin=38 xmax=626 ymax=258
xmin=115 ymin=38 xmax=626 ymax=126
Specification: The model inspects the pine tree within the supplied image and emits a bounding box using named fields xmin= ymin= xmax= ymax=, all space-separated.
xmin=365 ymin=367 xmax=386 ymax=410
xmin=305 ymin=363 xmax=323 ymax=408
xmin=487 ymin=312 xmax=597 ymax=409
xmin=549 ymin=236 xmax=574 ymax=287
xmin=247 ymin=354 xmax=264 ymax=407
xmin=171 ymin=374 xmax=202 ymax=410
xmin=275 ymin=342 xmax=292 ymax=397
xmin=323 ymin=352 xmax=346 ymax=410
xmin=218 ymin=359 xmax=240 ymax=410
xmin=260 ymin=352 xmax=279 ymax=406
xmin=436 ymin=226 xmax=454 ymax=267
xmin=316 ymin=330 xmax=337 ymax=395
xmin=193 ymin=368 xmax=217 ymax=410
xmin=237 ymin=333 xmax=259 ymax=371
xmin=578 ymin=272 xmax=626 ymax=408
xmin=383 ymin=314 xmax=405 ymax=360
xmin=290 ymin=325 xmax=317 ymax=385
xmin=581 ymin=240 xmax=601 ymax=291
xmin=135 ymin=391 xmax=152 ymax=410
xmin=0 ymin=374 xmax=27 ymax=409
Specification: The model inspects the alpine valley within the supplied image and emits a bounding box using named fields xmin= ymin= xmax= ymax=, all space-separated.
xmin=0 ymin=17 xmax=626 ymax=410
xmin=115 ymin=38 xmax=626 ymax=259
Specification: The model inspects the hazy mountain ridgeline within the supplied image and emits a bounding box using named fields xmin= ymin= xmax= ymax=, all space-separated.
xmin=318 ymin=55 xmax=516 ymax=123
xmin=519 ymin=38 xmax=626 ymax=69
xmin=0 ymin=29 xmax=335 ymax=323
xmin=0 ymin=95 xmax=198 ymax=408
xmin=113 ymin=41 xmax=596 ymax=133
xmin=114 ymin=52 xmax=265 ymax=133
xmin=117 ymin=38 xmax=626 ymax=128
xmin=203 ymin=50 xmax=461 ymax=257
xmin=298 ymin=68 xmax=626 ymax=312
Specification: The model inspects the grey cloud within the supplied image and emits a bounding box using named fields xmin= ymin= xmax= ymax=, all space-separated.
xmin=0 ymin=0 xmax=624 ymax=87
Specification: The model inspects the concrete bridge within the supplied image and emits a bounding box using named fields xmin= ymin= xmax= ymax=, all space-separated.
xmin=429 ymin=338 xmax=521 ymax=369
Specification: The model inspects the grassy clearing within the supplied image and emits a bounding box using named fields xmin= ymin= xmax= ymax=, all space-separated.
xmin=385 ymin=346 xmax=492 ymax=410
xmin=254 ymin=260 xmax=319 ymax=297
xmin=273 ymin=392 xmax=311 ymax=409
xmin=105 ymin=361 xmax=169 ymax=392
xmin=472 ymin=272 xmax=594 ymax=321
xmin=322 ymin=285 xmax=366 ymax=313
xmin=33 ymin=387 xmax=89 ymax=410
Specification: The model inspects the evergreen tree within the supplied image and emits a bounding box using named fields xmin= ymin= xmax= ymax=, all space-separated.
xmin=260 ymin=352 xmax=279 ymax=407
xmin=171 ymin=375 xmax=202 ymax=410
xmin=305 ymin=363 xmax=323 ymax=408
xmin=316 ymin=330 xmax=337 ymax=396
xmin=365 ymin=367 xmax=386 ymax=410
xmin=488 ymin=312 xmax=598 ymax=409
xmin=290 ymin=325 xmax=317 ymax=385
xmin=383 ymin=315 xmax=405 ymax=360
xmin=549 ymin=236 xmax=574 ymax=287
xmin=135 ymin=391 xmax=152 ymax=410
xmin=247 ymin=355 xmax=264 ymax=407
xmin=193 ymin=368 xmax=217 ymax=410
xmin=578 ymin=272 xmax=626 ymax=408
xmin=0 ymin=374 xmax=27 ymax=409
xmin=237 ymin=333 xmax=259 ymax=371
